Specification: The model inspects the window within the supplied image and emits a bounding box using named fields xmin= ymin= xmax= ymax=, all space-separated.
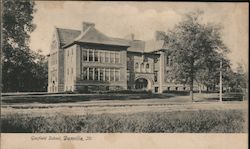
xmin=94 ymin=68 xmax=99 ymax=80
xmin=167 ymin=56 xmax=173 ymax=66
xmin=67 ymin=50 xmax=69 ymax=56
xmin=127 ymin=70 xmax=130 ymax=81
xmin=71 ymin=68 xmax=73 ymax=74
xmin=89 ymin=50 xmax=93 ymax=62
xmin=154 ymin=71 xmax=158 ymax=82
xmin=127 ymin=56 xmax=131 ymax=62
xmin=135 ymin=62 xmax=139 ymax=69
xmin=100 ymin=52 xmax=104 ymax=63
xmin=115 ymin=69 xmax=120 ymax=81
xmin=166 ymin=56 xmax=170 ymax=66
xmin=110 ymin=53 xmax=115 ymax=63
xmin=105 ymin=69 xmax=109 ymax=81
xmin=175 ymin=87 xmax=178 ymax=91
xmin=140 ymin=63 xmax=144 ymax=72
xmin=110 ymin=69 xmax=115 ymax=81
xmin=154 ymin=58 xmax=158 ymax=63
xmin=94 ymin=50 xmax=98 ymax=62
xmin=146 ymin=63 xmax=149 ymax=69
xmin=155 ymin=87 xmax=159 ymax=93
xmin=105 ymin=52 xmax=109 ymax=63
xmin=100 ymin=69 xmax=104 ymax=81
xmin=82 ymin=49 xmax=87 ymax=61
xmin=89 ymin=68 xmax=93 ymax=80
xmin=82 ymin=67 xmax=87 ymax=80
xmin=115 ymin=52 xmax=120 ymax=63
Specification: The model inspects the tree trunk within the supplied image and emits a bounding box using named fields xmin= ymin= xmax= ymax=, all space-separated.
xmin=190 ymin=77 xmax=194 ymax=102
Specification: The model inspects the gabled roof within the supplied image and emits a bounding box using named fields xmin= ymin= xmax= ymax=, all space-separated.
xmin=55 ymin=24 xmax=166 ymax=52
xmin=127 ymin=40 xmax=145 ymax=53
xmin=145 ymin=40 xmax=166 ymax=52
xmin=56 ymin=28 xmax=81 ymax=47
xmin=73 ymin=27 xmax=130 ymax=47
xmin=57 ymin=26 xmax=130 ymax=48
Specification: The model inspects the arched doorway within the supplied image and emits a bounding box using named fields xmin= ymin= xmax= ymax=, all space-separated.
xmin=135 ymin=78 xmax=148 ymax=90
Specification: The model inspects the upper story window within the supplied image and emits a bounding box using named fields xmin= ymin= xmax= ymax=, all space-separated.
xmin=115 ymin=52 xmax=120 ymax=63
xmin=110 ymin=53 xmax=115 ymax=63
xmin=82 ymin=49 xmax=87 ymax=61
xmin=146 ymin=63 xmax=149 ymax=69
xmin=140 ymin=63 xmax=144 ymax=72
xmin=100 ymin=52 xmax=104 ymax=63
xmin=89 ymin=49 xmax=93 ymax=62
xmin=94 ymin=50 xmax=98 ymax=62
xmin=105 ymin=52 xmax=110 ymax=63
xmin=135 ymin=62 xmax=139 ymax=70
xmin=167 ymin=55 xmax=173 ymax=66
xmin=80 ymin=48 xmax=121 ymax=64
xmin=154 ymin=58 xmax=158 ymax=63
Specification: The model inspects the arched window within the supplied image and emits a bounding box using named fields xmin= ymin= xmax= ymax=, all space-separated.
xmin=146 ymin=63 xmax=149 ymax=69
xmin=140 ymin=63 xmax=144 ymax=72
xmin=135 ymin=62 xmax=139 ymax=69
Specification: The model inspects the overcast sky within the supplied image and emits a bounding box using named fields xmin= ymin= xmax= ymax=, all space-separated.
xmin=29 ymin=1 xmax=248 ymax=71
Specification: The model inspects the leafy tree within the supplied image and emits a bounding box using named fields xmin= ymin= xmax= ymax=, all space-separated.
xmin=226 ymin=63 xmax=247 ymax=92
xmin=2 ymin=0 xmax=47 ymax=92
xmin=165 ymin=10 xmax=229 ymax=101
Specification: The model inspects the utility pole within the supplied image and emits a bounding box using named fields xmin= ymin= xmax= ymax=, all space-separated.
xmin=219 ymin=60 xmax=223 ymax=102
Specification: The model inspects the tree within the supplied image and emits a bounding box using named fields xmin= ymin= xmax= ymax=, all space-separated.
xmin=2 ymin=0 xmax=48 ymax=92
xmin=196 ymin=53 xmax=231 ymax=92
xmin=225 ymin=63 xmax=247 ymax=92
xmin=165 ymin=10 xmax=229 ymax=101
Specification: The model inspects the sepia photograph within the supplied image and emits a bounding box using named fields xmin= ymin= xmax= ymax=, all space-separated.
xmin=1 ymin=0 xmax=248 ymax=137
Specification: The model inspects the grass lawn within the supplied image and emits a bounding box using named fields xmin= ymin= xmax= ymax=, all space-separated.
xmin=1 ymin=109 xmax=247 ymax=133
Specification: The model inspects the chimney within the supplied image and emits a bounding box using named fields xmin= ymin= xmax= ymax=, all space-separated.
xmin=155 ymin=31 xmax=166 ymax=41
xmin=124 ymin=33 xmax=135 ymax=41
xmin=82 ymin=22 xmax=95 ymax=32
xmin=131 ymin=33 xmax=135 ymax=40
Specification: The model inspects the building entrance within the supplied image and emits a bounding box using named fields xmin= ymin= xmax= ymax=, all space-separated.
xmin=135 ymin=78 xmax=148 ymax=90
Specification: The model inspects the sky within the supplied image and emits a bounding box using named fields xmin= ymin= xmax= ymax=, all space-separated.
xmin=29 ymin=1 xmax=248 ymax=71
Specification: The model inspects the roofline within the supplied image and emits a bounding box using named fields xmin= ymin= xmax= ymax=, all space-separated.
xmin=62 ymin=41 xmax=131 ymax=49
xmin=127 ymin=50 xmax=161 ymax=55
xmin=148 ymin=48 xmax=167 ymax=53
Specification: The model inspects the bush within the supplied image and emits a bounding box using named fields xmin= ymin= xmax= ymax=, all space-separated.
xmin=163 ymin=90 xmax=190 ymax=95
